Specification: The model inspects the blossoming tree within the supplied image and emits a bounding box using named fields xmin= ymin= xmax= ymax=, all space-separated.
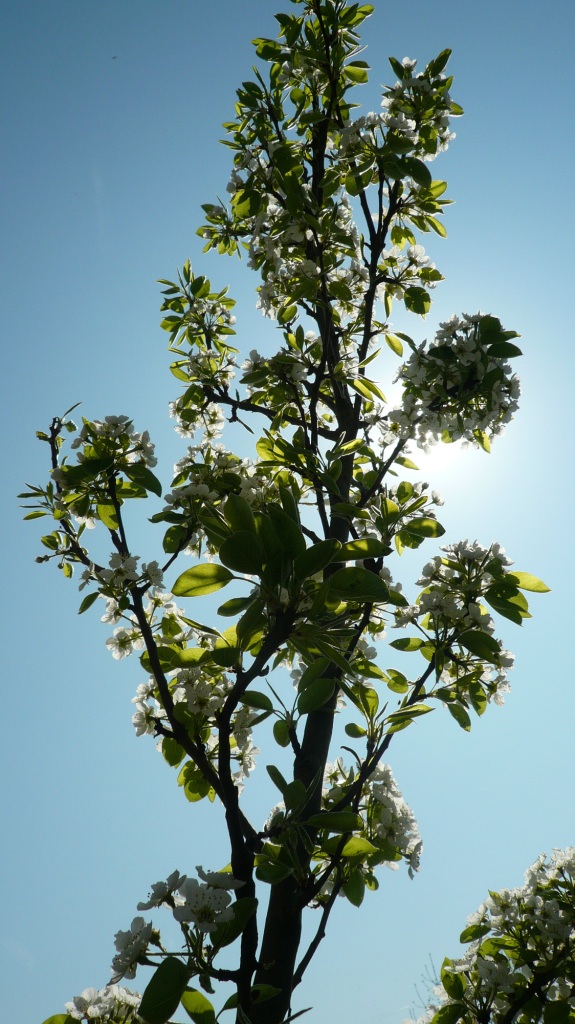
xmin=22 ymin=1 xmax=562 ymax=1022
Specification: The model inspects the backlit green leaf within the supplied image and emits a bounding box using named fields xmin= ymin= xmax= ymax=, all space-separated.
xmin=209 ymin=897 xmax=258 ymax=951
xmin=224 ymin=493 xmax=256 ymax=533
xmin=385 ymin=333 xmax=403 ymax=355
xmin=327 ymin=566 xmax=389 ymax=602
xmin=507 ymin=571 xmax=550 ymax=593
xmin=307 ymin=811 xmax=363 ymax=832
xmin=96 ymin=503 xmax=119 ymax=530
xmin=458 ymin=630 xmax=500 ymax=663
xmin=139 ymin=957 xmax=189 ymax=1024
xmin=297 ymin=677 xmax=335 ymax=714
xmin=404 ymin=286 xmax=431 ymax=315
xmin=406 ymin=517 xmax=445 ymax=538
xmin=219 ymin=531 xmax=263 ymax=574
xmin=341 ymin=836 xmax=377 ymax=857
xmin=241 ymin=690 xmax=273 ymax=711
xmin=338 ymin=538 xmax=386 ymax=560
xmin=172 ymin=563 xmax=234 ymax=597
xmin=124 ymin=464 xmax=163 ymax=497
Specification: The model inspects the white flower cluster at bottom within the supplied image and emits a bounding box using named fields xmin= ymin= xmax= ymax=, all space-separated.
xmin=65 ymin=984 xmax=141 ymax=1022
xmin=412 ymin=848 xmax=575 ymax=1024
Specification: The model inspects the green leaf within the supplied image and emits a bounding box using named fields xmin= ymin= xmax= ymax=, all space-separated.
xmin=139 ymin=957 xmax=189 ymax=1024
xmin=441 ymin=970 xmax=465 ymax=1000
xmin=78 ymin=591 xmax=99 ymax=615
xmin=124 ymin=464 xmax=163 ymax=497
xmin=386 ymin=703 xmax=433 ymax=729
xmin=180 ymin=987 xmax=216 ymax=1024
xmin=337 ymin=538 xmax=386 ymax=560
xmin=426 ymin=215 xmax=447 ymax=237
xmin=484 ymin=594 xmax=524 ymax=625
xmin=251 ymin=985 xmax=283 ymax=1006
xmin=278 ymin=483 xmax=301 ymax=524
xmin=507 ymin=571 xmax=550 ymax=593
xmin=385 ymin=333 xmax=403 ymax=356
xmin=267 ymin=764 xmax=289 ymax=794
xmin=232 ymin=188 xmax=262 ymax=219
xmin=59 ymin=456 xmax=113 ymax=485
xmin=459 ymin=923 xmax=490 ymax=943
xmin=256 ymin=861 xmax=294 ymax=884
xmin=294 ymin=538 xmax=342 ymax=580
xmin=267 ymin=504 xmax=306 ymax=558
xmin=297 ymin=677 xmax=335 ymax=714
xmin=241 ymin=690 xmax=273 ymax=711
xmin=344 ymin=61 xmax=369 ymax=83
xmin=405 ymin=517 xmax=445 ymax=538
xmin=41 ymin=1017 xmax=74 ymax=1024
xmin=384 ymin=669 xmax=409 ymax=693
xmin=273 ymin=719 xmax=291 ymax=747
xmin=284 ymin=779 xmax=307 ymax=811
xmin=427 ymin=49 xmax=452 ymax=77
xmin=172 ymin=563 xmax=234 ymax=597
xmin=345 ymin=722 xmax=367 ymax=738
xmin=458 ymin=630 xmax=500 ymax=663
xmin=390 ymin=636 xmax=424 ymax=652
xmin=253 ymin=36 xmax=283 ymax=60
xmin=209 ymin=897 xmax=258 ymax=951
xmin=403 ymin=156 xmax=432 ymax=187
xmin=277 ymin=303 xmax=297 ymax=325
xmin=395 ymin=455 xmax=419 ymax=470
xmin=162 ymin=737 xmax=186 ymax=767
xmin=327 ymin=566 xmax=389 ymax=602
xmin=430 ymin=1005 xmax=465 ymax=1024
xmin=341 ymin=836 xmax=377 ymax=857
xmin=307 ymin=811 xmax=363 ymax=833
xmin=350 ymin=376 xmax=386 ymax=402
xmin=313 ymin=638 xmax=352 ymax=674
xmin=486 ymin=341 xmax=523 ymax=358
xmin=155 ymin=645 xmax=209 ymax=670
xmin=224 ymin=493 xmax=256 ymax=533
xmin=163 ymin=524 xmax=189 ymax=554
xmin=447 ymin=704 xmax=471 ymax=731
xmin=343 ymin=868 xmax=366 ymax=907
xmin=96 ymin=503 xmax=119 ymax=530
xmin=219 ymin=531 xmax=263 ymax=574
xmin=404 ymin=286 xmax=431 ymax=315
xmin=217 ymin=596 xmax=254 ymax=617
xmin=543 ymin=1002 xmax=571 ymax=1024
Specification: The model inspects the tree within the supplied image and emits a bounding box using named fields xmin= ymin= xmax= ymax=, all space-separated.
xmin=21 ymin=2 xmax=555 ymax=1023
xmin=416 ymin=848 xmax=575 ymax=1024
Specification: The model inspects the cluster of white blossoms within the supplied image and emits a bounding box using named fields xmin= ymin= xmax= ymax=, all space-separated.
xmin=249 ymin=189 xmax=366 ymax=323
xmin=415 ymin=849 xmax=575 ymax=1024
xmin=388 ymin=314 xmax=521 ymax=449
xmin=322 ymin=760 xmax=422 ymax=876
xmin=109 ymin=868 xmax=244 ymax=985
xmin=110 ymin=916 xmax=154 ymax=983
xmin=368 ymin=763 xmax=423 ymax=877
xmin=132 ymin=663 xmax=261 ymax=785
xmin=65 ymin=984 xmax=142 ymax=1022
xmin=170 ymin=395 xmax=226 ymax=441
xmin=100 ymin=584 xmax=178 ymax=662
xmin=381 ymin=57 xmax=457 ymax=159
xmin=50 ymin=416 xmax=158 ymax=535
xmin=394 ymin=540 xmax=516 ymax=707
xmin=171 ymin=291 xmax=237 ymax=350
xmin=163 ymin=443 xmax=277 ymax=556
xmin=69 ymin=414 xmax=157 ymax=467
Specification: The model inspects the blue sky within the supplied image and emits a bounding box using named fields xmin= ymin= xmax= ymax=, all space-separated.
xmin=3 ymin=2 xmax=575 ymax=1023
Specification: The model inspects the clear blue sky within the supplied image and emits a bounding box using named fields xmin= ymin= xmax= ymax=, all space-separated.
xmin=2 ymin=2 xmax=575 ymax=1023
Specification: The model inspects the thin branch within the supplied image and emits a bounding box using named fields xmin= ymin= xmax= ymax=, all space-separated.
xmin=292 ymin=883 xmax=341 ymax=989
